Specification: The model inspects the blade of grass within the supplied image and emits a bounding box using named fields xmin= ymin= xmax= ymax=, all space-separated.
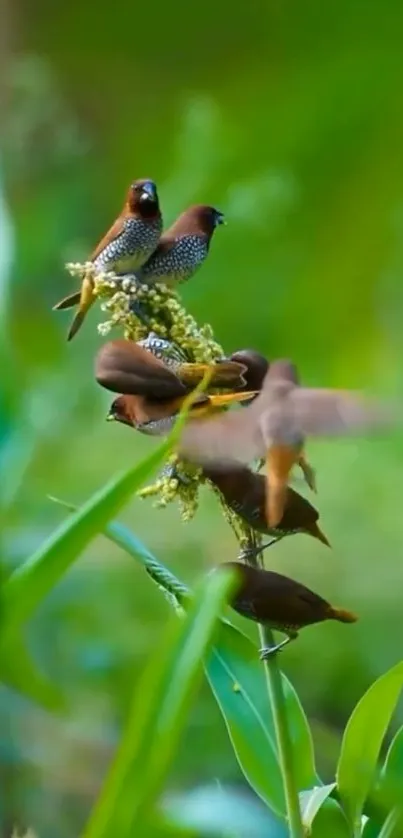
xmin=82 ymin=567 xmax=236 ymax=838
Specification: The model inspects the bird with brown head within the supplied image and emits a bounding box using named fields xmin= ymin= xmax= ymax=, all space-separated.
xmin=53 ymin=178 xmax=162 ymax=340
xmin=219 ymin=561 xmax=357 ymax=658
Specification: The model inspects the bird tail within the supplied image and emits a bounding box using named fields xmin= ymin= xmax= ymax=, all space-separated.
xmin=53 ymin=291 xmax=81 ymax=310
xmin=329 ymin=606 xmax=358 ymax=624
xmin=66 ymin=275 xmax=95 ymax=341
xmin=179 ymin=361 xmax=247 ymax=388
xmin=308 ymin=522 xmax=332 ymax=548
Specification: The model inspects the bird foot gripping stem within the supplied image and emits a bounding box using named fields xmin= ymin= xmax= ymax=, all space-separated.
xmin=238 ymin=538 xmax=279 ymax=562
xmin=259 ymin=634 xmax=295 ymax=660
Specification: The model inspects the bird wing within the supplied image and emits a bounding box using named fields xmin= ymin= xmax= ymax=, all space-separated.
xmin=289 ymin=388 xmax=395 ymax=437
xmin=179 ymin=403 xmax=263 ymax=466
xmin=90 ymin=216 xmax=127 ymax=263
xmin=95 ymin=340 xmax=187 ymax=399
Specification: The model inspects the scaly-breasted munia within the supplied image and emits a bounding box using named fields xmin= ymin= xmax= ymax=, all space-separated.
xmin=203 ymin=463 xmax=330 ymax=550
xmin=227 ymin=349 xmax=317 ymax=494
xmin=179 ymin=359 xmax=395 ymax=527
xmin=95 ymin=339 xmax=256 ymax=436
xmin=53 ymin=179 xmax=162 ymax=340
xmin=95 ymin=339 xmax=248 ymax=395
xmin=219 ymin=561 xmax=357 ymax=657
xmin=134 ymin=204 xmax=225 ymax=287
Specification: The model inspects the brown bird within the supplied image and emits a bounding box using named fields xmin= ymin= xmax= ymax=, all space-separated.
xmin=179 ymin=359 xmax=395 ymax=527
xmin=95 ymin=339 xmax=248 ymax=396
xmin=133 ymin=204 xmax=225 ymax=287
xmin=203 ymin=463 xmax=330 ymax=551
xmin=53 ymin=179 xmax=162 ymax=340
xmin=95 ymin=339 xmax=256 ymax=436
xmin=220 ymin=561 xmax=357 ymax=657
xmin=107 ymin=391 xmax=255 ymax=437
xmin=227 ymin=349 xmax=317 ymax=495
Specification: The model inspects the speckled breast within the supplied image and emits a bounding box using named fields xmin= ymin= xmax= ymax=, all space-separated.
xmin=136 ymin=415 xmax=176 ymax=436
xmin=137 ymin=333 xmax=189 ymax=366
xmin=94 ymin=216 xmax=162 ymax=274
xmin=141 ymin=235 xmax=209 ymax=284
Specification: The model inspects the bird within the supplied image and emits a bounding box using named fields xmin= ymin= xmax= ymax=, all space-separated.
xmin=132 ymin=204 xmax=225 ymax=287
xmin=94 ymin=339 xmax=248 ymax=396
xmin=53 ymin=179 xmax=162 ymax=340
xmin=95 ymin=340 xmax=257 ymax=436
xmin=219 ymin=561 xmax=357 ymax=658
xmin=179 ymin=358 xmax=396 ymax=528
xmin=107 ymin=390 xmax=256 ymax=437
xmin=226 ymin=349 xmax=317 ymax=494
xmin=202 ymin=462 xmax=330 ymax=552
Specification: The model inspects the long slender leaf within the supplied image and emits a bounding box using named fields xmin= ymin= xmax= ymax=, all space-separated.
xmin=1 ymin=438 xmax=171 ymax=638
xmin=82 ymin=567 xmax=236 ymax=838
xmin=336 ymin=661 xmax=403 ymax=832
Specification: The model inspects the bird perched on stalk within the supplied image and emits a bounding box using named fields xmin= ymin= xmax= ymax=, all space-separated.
xmin=179 ymin=359 xmax=396 ymax=527
xmin=133 ymin=204 xmax=225 ymax=288
xmin=219 ymin=561 xmax=357 ymax=658
xmin=95 ymin=339 xmax=256 ymax=436
xmin=53 ymin=179 xmax=162 ymax=340
xmin=203 ymin=463 xmax=330 ymax=552
xmin=227 ymin=349 xmax=317 ymax=493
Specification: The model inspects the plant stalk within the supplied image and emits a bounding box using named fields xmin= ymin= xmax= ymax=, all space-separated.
xmin=246 ymin=530 xmax=304 ymax=838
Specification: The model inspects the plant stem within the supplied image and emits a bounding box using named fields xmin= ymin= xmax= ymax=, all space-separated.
xmin=246 ymin=530 xmax=304 ymax=838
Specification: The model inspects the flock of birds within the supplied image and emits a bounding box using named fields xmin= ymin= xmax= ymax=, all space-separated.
xmin=55 ymin=177 xmax=397 ymax=658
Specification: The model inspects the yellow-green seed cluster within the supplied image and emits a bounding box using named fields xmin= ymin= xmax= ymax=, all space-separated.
xmin=66 ymin=262 xmax=248 ymax=538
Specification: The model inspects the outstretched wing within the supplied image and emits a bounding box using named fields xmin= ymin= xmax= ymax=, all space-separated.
xmin=289 ymin=388 xmax=395 ymax=437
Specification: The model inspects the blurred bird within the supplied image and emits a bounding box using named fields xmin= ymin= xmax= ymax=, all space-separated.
xmin=53 ymin=179 xmax=162 ymax=340
xmin=220 ymin=561 xmax=357 ymax=657
xmin=227 ymin=349 xmax=317 ymax=494
xmin=95 ymin=339 xmax=248 ymax=395
xmin=203 ymin=463 xmax=330 ymax=551
xmin=179 ymin=358 xmax=396 ymax=527
xmin=96 ymin=339 xmax=256 ymax=436
xmin=134 ymin=204 xmax=225 ymax=287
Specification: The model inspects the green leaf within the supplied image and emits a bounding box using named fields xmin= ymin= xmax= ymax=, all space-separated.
xmin=336 ymin=661 xmax=403 ymax=832
xmin=300 ymin=783 xmax=336 ymax=830
xmin=82 ymin=566 xmax=236 ymax=838
xmin=204 ymin=618 xmax=316 ymax=818
xmin=362 ymin=819 xmax=381 ymax=838
xmin=309 ymin=798 xmax=351 ymax=837
xmin=0 ymin=631 xmax=64 ymax=711
xmin=2 ymin=437 xmax=171 ymax=638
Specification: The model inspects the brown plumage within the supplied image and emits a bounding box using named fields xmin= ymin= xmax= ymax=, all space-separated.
xmin=53 ymin=179 xmax=162 ymax=340
xmin=134 ymin=204 xmax=225 ymax=287
xmin=220 ymin=561 xmax=357 ymax=657
xmin=95 ymin=340 xmax=248 ymax=397
xmin=107 ymin=390 xmax=255 ymax=437
xmin=179 ymin=358 xmax=395 ymax=527
xmin=227 ymin=350 xmax=317 ymax=495
xmin=203 ymin=463 xmax=330 ymax=548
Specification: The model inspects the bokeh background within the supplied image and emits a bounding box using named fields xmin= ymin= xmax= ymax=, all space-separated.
xmin=2 ymin=0 xmax=403 ymax=833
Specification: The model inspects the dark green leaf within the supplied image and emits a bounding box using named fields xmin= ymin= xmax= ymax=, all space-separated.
xmin=337 ymin=661 xmax=403 ymax=832
xmin=0 ymin=631 xmax=64 ymax=711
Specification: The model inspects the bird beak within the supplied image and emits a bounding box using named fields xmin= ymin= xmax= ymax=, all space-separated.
xmin=141 ymin=181 xmax=157 ymax=201
xmin=106 ymin=412 xmax=116 ymax=422
xmin=215 ymin=211 xmax=226 ymax=226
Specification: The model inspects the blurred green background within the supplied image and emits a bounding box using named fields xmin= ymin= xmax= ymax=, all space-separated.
xmin=2 ymin=0 xmax=403 ymax=833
